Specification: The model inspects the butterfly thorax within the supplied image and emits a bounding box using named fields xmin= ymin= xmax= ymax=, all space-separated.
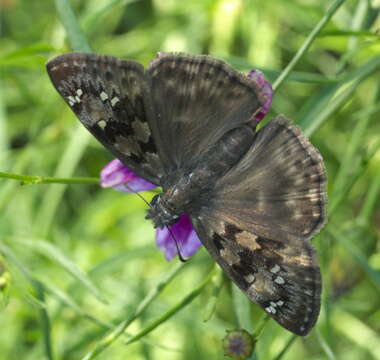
xmin=146 ymin=125 xmax=256 ymax=229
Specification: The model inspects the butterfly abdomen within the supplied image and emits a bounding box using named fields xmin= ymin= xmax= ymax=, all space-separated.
xmin=193 ymin=125 xmax=255 ymax=182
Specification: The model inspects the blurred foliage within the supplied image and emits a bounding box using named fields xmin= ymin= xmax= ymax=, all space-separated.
xmin=1 ymin=0 xmax=380 ymax=359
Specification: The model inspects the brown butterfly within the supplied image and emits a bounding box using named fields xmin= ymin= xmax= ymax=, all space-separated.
xmin=47 ymin=52 xmax=327 ymax=336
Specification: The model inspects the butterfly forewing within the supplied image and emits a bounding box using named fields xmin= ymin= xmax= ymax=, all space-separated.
xmin=146 ymin=54 xmax=266 ymax=172
xmin=46 ymin=52 xmax=163 ymax=185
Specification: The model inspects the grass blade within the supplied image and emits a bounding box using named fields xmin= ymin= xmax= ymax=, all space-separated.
xmin=34 ymin=126 xmax=90 ymax=237
xmin=298 ymin=55 xmax=380 ymax=135
xmin=273 ymin=0 xmax=347 ymax=91
xmin=232 ymin=283 xmax=252 ymax=330
xmin=273 ymin=335 xmax=297 ymax=360
xmin=316 ymin=329 xmax=336 ymax=360
xmin=82 ymin=261 xmax=186 ymax=360
xmin=328 ymin=228 xmax=380 ymax=288
xmin=53 ymin=0 xmax=92 ymax=52
xmin=16 ymin=239 xmax=108 ymax=304
xmin=124 ymin=267 xmax=215 ymax=346
xmin=332 ymin=309 xmax=380 ymax=360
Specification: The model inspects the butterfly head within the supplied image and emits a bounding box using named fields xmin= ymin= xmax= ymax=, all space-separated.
xmin=145 ymin=194 xmax=180 ymax=229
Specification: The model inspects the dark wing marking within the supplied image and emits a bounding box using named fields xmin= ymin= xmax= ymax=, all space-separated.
xmin=46 ymin=52 xmax=163 ymax=184
xmin=146 ymin=53 xmax=266 ymax=173
xmin=206 ymin=116 xmax=327 ymax=243
xmin=192 ymin=217 xmax=321 ymax=336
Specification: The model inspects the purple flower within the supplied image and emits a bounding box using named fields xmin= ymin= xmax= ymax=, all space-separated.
xmin=100 ymin=159 xmax=156 ymax=193
xmin=156 ymin=215 xmax=202 ymax=261
xmin=247 ymin=69 xmax=273 ymax=122
xmin=100 ymin=159 xmax=202 ymax=260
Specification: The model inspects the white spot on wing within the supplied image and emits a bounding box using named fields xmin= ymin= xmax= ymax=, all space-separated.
xmin=111 ymin=97 xmax=120 ymax=107
xmin=98 ymin=120 xmax=107 ymax=129
xmin=244 ymin=274 xmax=255 ymax=283
xmin=67 ymin=95 xmax=76 ymax=106
xmin=274 ymin=276 xmax=285 ymax=285
xmin=270 ymin=307 xmax=276 ymax=314
xmin=100 ymin=91 xmax=108 ymax=101
xmin=270 ymin=264 xmax=280 ymax=273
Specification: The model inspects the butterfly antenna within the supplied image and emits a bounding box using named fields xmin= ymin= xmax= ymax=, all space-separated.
xmin=167 ymin=226 xmax=188 ymax=263
xmin=123 ymin=183 xmax=152 ymax=208
xmin=123 ymin=183 xmax=187 ymax=262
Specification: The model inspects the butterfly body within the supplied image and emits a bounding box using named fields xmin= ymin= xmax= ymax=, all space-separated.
xmin=148 ymin=124 xmax=256 ymax=229
xmin=47 ymin=52 xmax=327 ymax=336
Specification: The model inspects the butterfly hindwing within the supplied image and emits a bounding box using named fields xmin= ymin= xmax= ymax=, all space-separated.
xmin=192 ymin=217 xmax=321 ymax=336
xmin=208 ymin=116 xmax=327 ymax=243
xmin=191 ymin=116 xmax=326 ymax=335
xmin=46 ymin=52 xmax=163 ymax=184
xmin=146 ymin=53 xmax=267 ymax=172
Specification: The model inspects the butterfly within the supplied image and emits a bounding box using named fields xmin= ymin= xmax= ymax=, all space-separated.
xmin=46 ymin=52 xmax=327 ymax=336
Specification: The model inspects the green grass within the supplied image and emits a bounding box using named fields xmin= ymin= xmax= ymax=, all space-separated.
xmin=1 ymin=0 xmax=380 ymax=359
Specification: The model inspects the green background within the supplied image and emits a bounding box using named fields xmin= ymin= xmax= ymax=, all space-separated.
xmin=1 ymin=0 xmax=380 ymax=359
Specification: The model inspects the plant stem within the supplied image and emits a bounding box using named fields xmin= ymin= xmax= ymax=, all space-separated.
xmin=124 ymin=267 xmax=215 ymax=346
xmin=273 ymin=335 xmax=297 ymax=360
xmin=82 ymin=262 xmax=186 ymax=360
xmin=0 ymin=171 xmax=99 ymax=185
xmin=54 ymin=0 xmax=92 ymax=52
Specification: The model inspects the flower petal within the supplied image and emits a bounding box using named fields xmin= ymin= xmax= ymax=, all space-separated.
xmin=100 ymin=159 xmax=157 ymax=192
xmin=156 ymin=215 xmax=202 ymax=261
xmin=247 ymin=69 xmax=273 ymax=122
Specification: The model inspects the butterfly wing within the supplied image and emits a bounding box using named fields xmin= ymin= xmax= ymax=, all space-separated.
xmin=47 ymin=53 xmax=267 ymax=184
xmin=191 ymin=116 xmax=327 ymax=335
xmin=192 ymin=217 xmax=321 ymax=336
xmin=146 ymin=53 xmax=267 ymax=173
xmin=46 ymin=52 xmax=163 ymax=184
xmin=205 ymin=116 xmax=327 ymax=242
